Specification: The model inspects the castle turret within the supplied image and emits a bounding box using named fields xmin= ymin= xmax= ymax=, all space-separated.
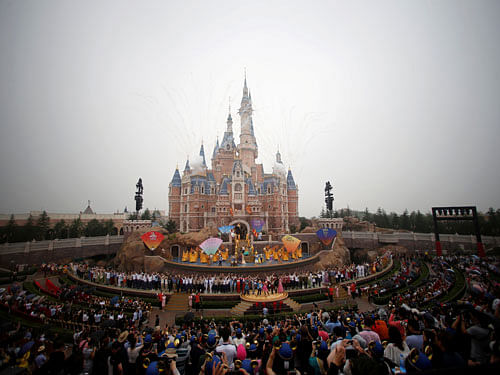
xmin=199 ymin=142 xmax=206 ymax=167
xmin=168 ymin=166 xmax=182 ymax=228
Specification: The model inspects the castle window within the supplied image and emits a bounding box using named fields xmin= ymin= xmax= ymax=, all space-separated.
xmin=184 ymin=188 xmax=188 ymax=195
xmin=184 ymin=204 xmax=188 ymax=212
xmin=211 ymin=187 xmax=215 ymax=194
xmin=236 ymin=171 xmax=240 ymax=177
xmin=201 ymin=205 xmax=204 ymax=209
xmin=257 ymin=188 xmax=261 ymax=194
xmin=211 ymin=207 xmax=216 ymax=213
xmin=234 ymin=183 xmax=242 ymax=191
xmin=201 ymin=186 xmax=204 ymax=194
xmin=267 ymin=187 xmax=271 ymax=194
xmin=226 ymin=144 xmax=230 ymax=150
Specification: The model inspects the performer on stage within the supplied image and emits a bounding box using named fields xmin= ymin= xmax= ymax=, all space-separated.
xmin=277 ymin=278 xmax=284 ymax=294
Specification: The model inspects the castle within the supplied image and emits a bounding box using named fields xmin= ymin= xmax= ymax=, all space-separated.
xmin=168 ymin=76 xmax=299 ymax=234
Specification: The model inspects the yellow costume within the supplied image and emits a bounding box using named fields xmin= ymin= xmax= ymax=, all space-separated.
xmin=182 ymin=249 xmax=189 ymax=262
xmin=297 ymin=247 xmax=302 ymax=258
xmin=200 ymin=252 xmax=208 ymax=263
xmin=283 ymin=250 xmax=289 ymax=261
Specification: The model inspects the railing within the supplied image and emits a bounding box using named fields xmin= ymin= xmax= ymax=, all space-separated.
xmin=1 ymin=235 xmax=124 ymax=254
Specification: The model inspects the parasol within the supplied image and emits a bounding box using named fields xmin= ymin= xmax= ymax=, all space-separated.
xmin=199 ymin=237 xmax=223 ymax=255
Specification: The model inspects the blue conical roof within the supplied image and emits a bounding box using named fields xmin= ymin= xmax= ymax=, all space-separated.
xmin=170 ymin=168 xmax=181 ymax=187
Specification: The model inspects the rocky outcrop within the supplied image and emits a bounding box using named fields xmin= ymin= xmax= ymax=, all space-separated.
xmin=114 ymin=226 xmax=218 ymax=272
xmin=314 ymin=234 xmax=351 ymax=270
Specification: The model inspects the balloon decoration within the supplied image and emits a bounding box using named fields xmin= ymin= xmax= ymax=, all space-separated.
xmin=316 ymin=228 xmax=337 ymax=247
xmin=250 ymin=219 xmax=265 ymax=233
xmin=282 ymin=235 xmax=301 ymax=253
xmin=141 ymin=231 xmax=165 ymax=251
xmin=218 ymin=225 xmax=234 ymax=234
xmin=199 ymin=237 xmax=223 ymax=255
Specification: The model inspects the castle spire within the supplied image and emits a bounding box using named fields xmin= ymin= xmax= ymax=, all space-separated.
xmin=199 ymin=142 xmax=206 ymax=167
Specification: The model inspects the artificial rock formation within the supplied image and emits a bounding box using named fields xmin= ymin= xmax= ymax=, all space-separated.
xmin=314 ymin=234 xmax=351 ymax=270
xmin=114 ymin=226 xmax=218 ymax=272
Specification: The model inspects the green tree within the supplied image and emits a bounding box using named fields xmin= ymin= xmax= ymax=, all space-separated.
xmin=23 ymin=214 xmax=37 ymax=242
xmin=299 ymin=217 xmax=311 ymax=232
xmin=362 ymin=208 xmax=371 ymax=222
xmin=53 ymin=220 xmax=68 ymax=239
xmin=400 ymin=209 xmax=411 ymax=230
xmin=127 ymin=213 xmax=139 ymax=220
xmin=69 ymin=218 xmax=84 ymax=238
xmin=36 ymin=211 xmax=50 ymax=240
xmin=85 ymin=219 xmax=105 ymax=237
xmin=103 ymin=219 xmax=115 ymax=235
xmin=163 ymin=219 xmax=177 ymax=234
xmin=5 ymin=214 xmax=17 ymax=243
xmin=289 ymin=225 xmax=297 ymax=233
xmin=141 ymin=209 xmax=151 ymax=220
xmin=391 ymin=212 xmax=400 ymax=229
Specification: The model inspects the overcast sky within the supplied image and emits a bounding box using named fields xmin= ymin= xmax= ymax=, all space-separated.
xmin=1 ymin=0 xmax=499 ymax=218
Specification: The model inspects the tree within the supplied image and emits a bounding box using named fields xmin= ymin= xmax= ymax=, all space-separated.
xmin=36 ymin=211 xmax=50 ymax=240
xmin=289 ymin=225 xmax=297 ymax=233
xmin=141 ymin=209 xmax=151 ymax=220
xmin=362 ymin=208 xmax=371 ymax=222
xmin=163 ymin=219 xmax=177 ymax=234
xmin=299 ymin=217 xmax=311 ymax=232
xmin=127 ymin=213 xmax=139 ymax=220
xmin=53 ymin=220 xmax=68 ymax=239
xmin=85 ymin=219 xmax=105 ymax=237
xmin=400 ymin=209 xmax=411 ymax=231
xmin=4 ymin=214 xmax=17 ymax=243
xmin=23 ymin=214 xmax=36 ymax=242
xmin=103 ymin=220 xmax=115 ymax=235
xmin=391 ymin=213 xmax=400 ymax=229
xmin=69 ymin=218 xmax=84 ymax=238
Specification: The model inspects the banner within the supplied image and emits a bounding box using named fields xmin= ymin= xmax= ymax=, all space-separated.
xmin=316 ymin=228 xmax=337 ymax=247
xmin=250 ymin=219 xmax=265 ymax=233
xmin=141 ymin=231 xmax=165 ymax=251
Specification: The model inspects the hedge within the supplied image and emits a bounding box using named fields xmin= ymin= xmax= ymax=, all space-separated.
xmin=291 ymin=293 xmax=328 ymax=304
xmin=174 ymin=304 xmax=358 ymax=326
xmin=200 ymin=300 xmax=239 ymax=309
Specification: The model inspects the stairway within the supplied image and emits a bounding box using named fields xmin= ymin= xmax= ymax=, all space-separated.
xmin=283 ymin=298 xmax=301 ymax=312
xmin=230 ymin=301 xmax=253 ymax=315
xmin=164 ymin=293 xmax=189 ymax=311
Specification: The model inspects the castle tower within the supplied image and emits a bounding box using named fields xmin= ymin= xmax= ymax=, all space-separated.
xmin=168 ymin=167 xmax=182 ymax=228
xmin=238 ymin=74 xmax=258 ymax=176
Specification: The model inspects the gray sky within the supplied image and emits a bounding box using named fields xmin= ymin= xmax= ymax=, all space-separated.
xmin=1 ymin=0 xmax=499 ymax=218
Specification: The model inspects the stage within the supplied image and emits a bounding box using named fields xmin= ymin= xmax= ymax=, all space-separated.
xmin=162 ymin=252 xmax=321 ymax=274
xmin=240 ymin=292 xmax=288 ymax=303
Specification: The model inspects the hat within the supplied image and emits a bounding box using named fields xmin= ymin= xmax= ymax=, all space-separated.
xmin=368 ymin=341 xmax=384 ymax=358
xmin=118 ymin=331 xmax=129 ymax=343
xmin=407 ymin=349 xmax=432 ymax=371
xmin=236 ymin=328 xmax=242 ymax=335
xmin=258 ymin=328 xmax=265 ymax=336
xmin=319 ymin=341 xmax=328 ymax=353
xmin=204 ymin=354 xmax=222 ymax=375
xmin=144 ymin=334 xmax=153 ymax=344
xmin=237 ymin=344 xmax=246 ymax=361
xmin=164 ymin=342 xmax=178 ymax=358
xmin=190 ymin=335 xmax=197 ymax=344
xmin=278 ymin=342 xmax=293 ymax=360
xmin=248 ymin=343 xmax=257 ymax=352
xmin=207 ymin=333 xmax=217 ymax=349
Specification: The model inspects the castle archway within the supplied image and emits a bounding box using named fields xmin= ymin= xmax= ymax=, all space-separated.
xmin=229 ymin=220 xmax=250 ymax=239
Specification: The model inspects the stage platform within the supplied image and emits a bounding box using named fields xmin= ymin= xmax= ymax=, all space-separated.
xmin=240 ymin=292 xmax=288 ymax=303
xmin=163 ymin=253 xmax=320 ymax=273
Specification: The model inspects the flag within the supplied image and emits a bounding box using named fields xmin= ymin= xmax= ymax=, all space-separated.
xmin=246 ymin=205 xmax=252 ymax=215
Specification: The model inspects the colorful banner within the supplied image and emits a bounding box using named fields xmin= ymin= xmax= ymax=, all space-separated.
xmin=218 ymin=225 xmax=234 ymax=234
xmin=141 ymin=231 xmax=165 ymax=251
xmin=316 ymin=228 xmax=337 ymax=247
xmin=199 ymin=237 xmax=223 ymax=255
xmin=282 ymin=235 xmax=301 ymax=253
xmin=250 ymin=219 xmax=265 ymax=233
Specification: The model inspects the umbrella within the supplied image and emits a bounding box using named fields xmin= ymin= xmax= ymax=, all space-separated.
xmin=282 ymin=235 xmax=301 ymax=253
xmin=446 ymin=269 xmax=455 ymax=273
xmin=470 ymin=270 xmax=481 ymax=275
xmin=199 ymin=238 xmax=223 ymax=255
